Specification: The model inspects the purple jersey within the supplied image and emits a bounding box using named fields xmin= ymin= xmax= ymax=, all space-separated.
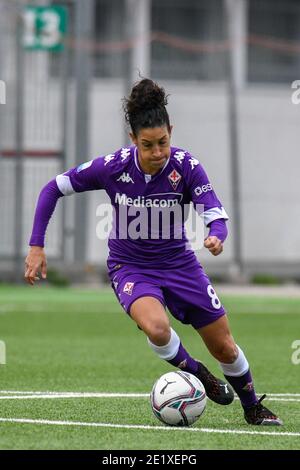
xmin=55 ymin=146 xmax=228 ymax=269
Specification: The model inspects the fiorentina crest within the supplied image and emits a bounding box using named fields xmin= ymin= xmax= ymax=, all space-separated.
xmin=168 ymin=169 xmax=182 ymax=190
xmin=123 ymin=282 xmax=134 ymax=296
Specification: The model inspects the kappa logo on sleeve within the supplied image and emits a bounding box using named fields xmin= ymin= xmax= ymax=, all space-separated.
xmin=189 ymin=158 xmax=200 ymax=170
xmin=120 ymin=148 xmax=131 ymax=162
xmin=174 ymin=151 xmax=185 ymax=164
xmin=123 ymin=282 xmax=135 ymax=295
xmin=104 ymin=154 xmax=115 ymax=166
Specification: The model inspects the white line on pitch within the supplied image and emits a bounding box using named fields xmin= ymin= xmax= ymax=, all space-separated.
xmin=0 ymin=394 xmax=299 ymax=403
xmin=264 ymin=398 xmax=300 ymax=402
xmin=0 ymin=391 xmax=299 ymax=397
xmin=0 ymin=417 xmax=298 ymax=437
xmin=0 ymin=393 xmax=149 ymax=400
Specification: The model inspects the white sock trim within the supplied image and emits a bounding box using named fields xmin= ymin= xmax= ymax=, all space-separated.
xmin=147 ymin=328 xmax=180 ymax=361
xmin=219 ymin=345 xmax=249 ymax=377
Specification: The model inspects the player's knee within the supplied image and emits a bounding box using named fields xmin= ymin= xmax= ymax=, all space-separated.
xmin=147 ymin=321 xmax=171 ymax=346
xmin=212 ymin=340 xmax=238 ymax=364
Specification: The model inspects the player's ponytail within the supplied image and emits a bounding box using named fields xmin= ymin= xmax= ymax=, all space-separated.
xmin=123 ymin=78 xmax=171 ymax=136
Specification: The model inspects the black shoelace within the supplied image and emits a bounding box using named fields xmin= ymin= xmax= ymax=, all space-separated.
xmin=247 ymin=394 xmax=277 ymax=419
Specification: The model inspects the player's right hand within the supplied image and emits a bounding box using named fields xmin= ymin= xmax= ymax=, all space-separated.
xmin=24 ymin=246 xmax=47 ymax=286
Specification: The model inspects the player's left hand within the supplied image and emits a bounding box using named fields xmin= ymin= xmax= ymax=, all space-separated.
xmin=204 ymin=236 xmax=223 ymax=256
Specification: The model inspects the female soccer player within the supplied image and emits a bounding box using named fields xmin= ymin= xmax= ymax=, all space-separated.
xmin=25 ymin=79 xmax=281 ymax=425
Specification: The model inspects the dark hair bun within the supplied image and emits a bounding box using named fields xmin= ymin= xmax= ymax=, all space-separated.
xmin=123 ymin=78 xmax=170 ymax=135
xmin=129 ymin=79 xmax=168 ymax=112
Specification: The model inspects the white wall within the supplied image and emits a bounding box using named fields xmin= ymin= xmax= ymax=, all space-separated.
xmin=239 ymin=86 xmax=300 ymax=262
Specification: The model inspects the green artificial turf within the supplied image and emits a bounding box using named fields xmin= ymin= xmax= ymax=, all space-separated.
xmin=0 ymin=285 xmax=299 ymax=450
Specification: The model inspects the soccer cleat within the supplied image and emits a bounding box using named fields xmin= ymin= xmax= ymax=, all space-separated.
xmin=243 ymin=394 xmax=283 ymax=425
xmin=195 ymin=361 xmax=234 ymax=405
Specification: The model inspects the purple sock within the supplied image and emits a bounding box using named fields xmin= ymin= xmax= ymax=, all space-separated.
xmin=224 ymin=369 xmax=257 ymax=408
xmin=167 ymin=342 xmax=199 ymax=374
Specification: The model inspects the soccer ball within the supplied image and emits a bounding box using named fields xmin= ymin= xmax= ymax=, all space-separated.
xmin=150 ymin=371 xmax=207 ymax=426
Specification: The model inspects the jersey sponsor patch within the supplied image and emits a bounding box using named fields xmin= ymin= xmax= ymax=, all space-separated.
xmin=194 ymin=183 xmax=212 ymax=196
xmin=168 ymin=169 xmax=182 ymax=190
xmin=123 ymin=282 xmax=134 ymax=295
xmin=76 ymin=160 xmax=93 ymax=173
xmin=115 ymin=192 xmax=183 ymax=207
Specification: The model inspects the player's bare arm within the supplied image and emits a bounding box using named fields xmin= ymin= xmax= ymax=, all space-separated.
xmin=24 ymin=246 xmax=47 ymax=285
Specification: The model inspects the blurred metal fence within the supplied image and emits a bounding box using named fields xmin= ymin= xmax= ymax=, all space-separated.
xmin=0 ymin=0 xmax=300 ymax=280
xmin=90 ymin=0 xmax=300 ymax=83
xmin=0 ymin=158 xmax=62 ymax=257
xmin=0 ymin=0 xmax=69 ymax=274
